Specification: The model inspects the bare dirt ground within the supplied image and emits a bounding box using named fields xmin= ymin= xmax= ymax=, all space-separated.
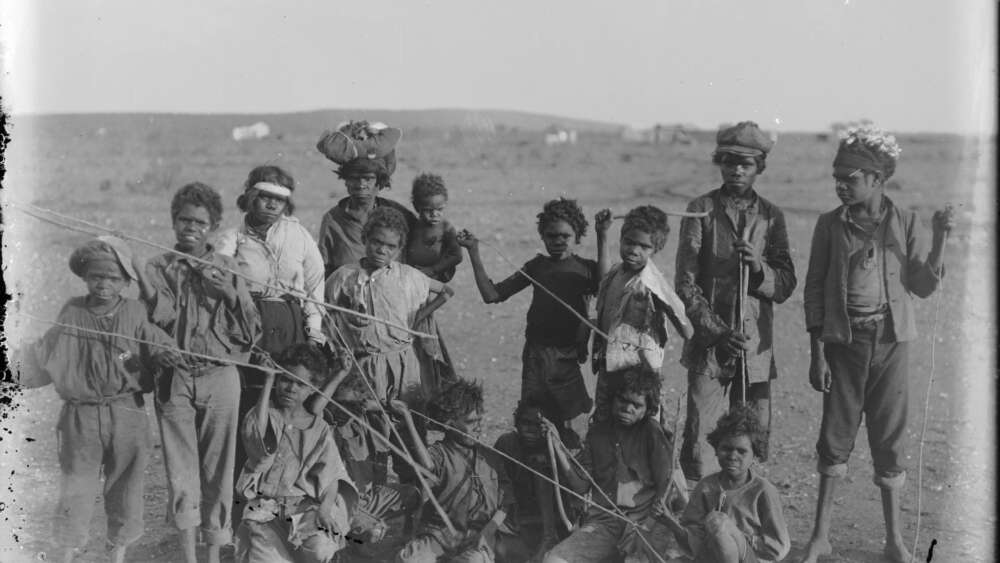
xmin=1 ymin=119 xmax=994 ymax=562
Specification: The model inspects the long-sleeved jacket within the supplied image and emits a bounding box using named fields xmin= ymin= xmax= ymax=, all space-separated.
xmin=675 ymin=188 xmax=796 ymax=383
xmin=804 ymin=197 xmax=941 ymax=344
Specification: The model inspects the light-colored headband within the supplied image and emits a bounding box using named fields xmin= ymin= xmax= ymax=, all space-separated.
xmin=251 ymin=182 xmax=292 ymax=198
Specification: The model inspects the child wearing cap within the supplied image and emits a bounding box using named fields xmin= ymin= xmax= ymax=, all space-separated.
xmin=316 ymin=123 xmax=418 ymax=277
xmin=16 ymin=237 xmax=185 ymax=563
xmin=674 ymin=121 xmax=797 ymax=484
xmin=133 ymin=183 xmax=262 ymax=563
xmin=799 ymin=125 xmax=954 ymax=563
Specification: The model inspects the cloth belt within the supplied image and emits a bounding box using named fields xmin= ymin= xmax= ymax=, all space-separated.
xmin=66 ymin=392 xmax=144 ymax=407
xmin=848 ymin=308 xmax=888 ymax=329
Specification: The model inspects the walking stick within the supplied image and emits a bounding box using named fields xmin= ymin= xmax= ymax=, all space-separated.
xmin=735 ymin=214 xmax=751 ymax=406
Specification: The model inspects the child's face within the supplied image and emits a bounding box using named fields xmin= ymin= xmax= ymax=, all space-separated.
xmin=715 ymin=434 xmax=755 ymax=481
xmin=449 ymin=408 xmax=484 ymax=448
xmin=364 ymin=227 xmax=403 ymax=268
xmin=249 ymin=192 xmax=287 ymax=226
xmin=414 ymin=195 xmax=447 ymax=227
xmin=612 ymin=390 xmax=648 ymax=426
xmin=172 ymin=204 xmax=215 ymax=253
xmin=619 ymin=228 xmax=656 ymax=271
xmin=540 ymin=220 xmax=577 ymax=260
xmin=718 ymin=154 xmax=760 ymax=195
xmin=274 ymin=365 xmax=314 ymax=410
xmin=833 ymin=166 xmax=880 ymax=208
xmin=515 ymin=407 xmax=543 ymax=448
xmin=84 ymin=263 xmax=129 ymax=304
xmin=345 ymin=173 xmax=379 ymax=205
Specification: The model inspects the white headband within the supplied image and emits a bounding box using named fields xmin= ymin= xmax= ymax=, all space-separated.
xmin=251 ymin=182 xmax=292 ymax=198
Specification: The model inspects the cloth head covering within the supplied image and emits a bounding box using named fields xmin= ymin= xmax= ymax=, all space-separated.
xmin=316 ymin=120 xmax=401 ymax=165
xmin=715 ymin=121 xmax=774 ymax=157
xmin=833 ymin=124 xmax=900 ymax=179
xmin=69 ymin=236 xmax=136 ymax=280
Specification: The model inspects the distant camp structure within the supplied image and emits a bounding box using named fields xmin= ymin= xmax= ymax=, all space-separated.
xmin=544 ymin=125 xmax=578 ymax=146
xmin=621 ymin=123 xmax=697 ymax=145
xmin=232 ymin=121 xmax=271 ymax=141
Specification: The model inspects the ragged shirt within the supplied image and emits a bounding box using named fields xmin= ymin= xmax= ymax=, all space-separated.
xmin=575 ymin=418 xmax=673 ymax=519
xmin=324 ymin=261 xmax=431 ymax=355
xmin=675 ymin=187 xmax=796 ymax=383
xmin=144 ymin=245 xmax=261 ymax=365
xmin=215 ymin=215 xmax=325 ymax=340
xmin=24 ymin=296 xmax=174 ymax=402
xmin=317 ymin=196 xmax=418 ymax=277
xmin=420 ymin=440 xmax=514 ymax=546
xmin=594 ymin=260 xmax=692 ymax=373
xmin=681 ymin=469 xmax=791 ymax=563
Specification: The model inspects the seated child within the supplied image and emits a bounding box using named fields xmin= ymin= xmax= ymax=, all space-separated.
xmin=235 ymin=343 xmax=358 ymax=563
xmin=543 ymin=367 xmax=684 ymax=563
xmin=494 ymin=399 xmax=581 ymax=561
xmin=592 ymin=206 xmax=692 ymax=422
xmin=310 ymin=359 xmax=422 ymax=550
xmin=406 ymin=172 xmax=462 ymax=396
xmin=16 ymin=237 xmax=185 ymax=563
xmin=457 ymin=198 xmax=597 ymax=443
xmin=392 ymin=379 xmax=526 ymax=563
xmin=659 ymin=406 xmax=790 ymax=563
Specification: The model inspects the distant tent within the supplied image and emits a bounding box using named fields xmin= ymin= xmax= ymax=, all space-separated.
xmin=232 ymin=122 xmax=271 ymax=141
xmin=544 ymin=125 xmax=578 ymax=146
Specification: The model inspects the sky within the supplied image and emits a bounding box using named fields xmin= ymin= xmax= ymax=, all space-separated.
xmin=0 ymin=0 xmax=995 ymax=133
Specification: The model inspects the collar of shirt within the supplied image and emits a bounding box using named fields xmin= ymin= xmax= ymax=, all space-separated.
xmin=354 ymin=259 xmax=395 ymax=282
xmin=168 ymin=243 xmax=219 ymax=269
xmin=717 ymin=186 xmax=760 ymax=212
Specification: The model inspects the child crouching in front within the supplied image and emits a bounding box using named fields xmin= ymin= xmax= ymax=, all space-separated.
xmin=16 ymin=237 xmax=185 ymax=563
xmin=392 ymin=379 xmax=526 ymax=563
xmin=235 ymin=344 xmax=358 ymax=563
xmin=543 ymin=367 xmax=684 ymax=563
xmin=659 ymin=406 xmax=790 ymax=563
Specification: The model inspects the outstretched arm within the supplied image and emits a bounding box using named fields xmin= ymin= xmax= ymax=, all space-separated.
xmin=308 ymin=364 xmax=350 ymax=416
xmin=595 ymin=209 xmax=613 ymax=280
xmin=456 ymin=230 xmax=506 ymax=303
xmin=389 ymin=400 xmax=435 ymax=479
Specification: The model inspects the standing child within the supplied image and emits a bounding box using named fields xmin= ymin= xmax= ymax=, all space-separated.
xmin=591 ymin=206 xmax=692 ymax=422
xmin=457 ymin=198 xmax=598 ymax=442
xmin=542 ymin=366 xmax=683 ymax=563
xmin=17 ymin=237 xmax=184 ymax=563
xmin=392 ymin=379 xmax=526 ymax=563
xmin=235 ymin=343 xmax=358 ymax=563
xmin=406 ymin=172 xmax=463 ymax=395
xmin=134 ymin=183 xmax=262 ymax=563
xmin=799 ymin=125 xmax=954 ymax=563
xmin=659 ymin=406 xmax=791 ymax=563
xmin=316 ymin=121 xmax=418 ymax=277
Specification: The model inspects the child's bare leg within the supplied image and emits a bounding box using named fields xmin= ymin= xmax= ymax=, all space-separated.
xmin=702 ymin=512 xmax=743 ymax=563
xmin=878 ymin=478 xmax=911 ymax=563
xmin=179 ymin=528 xmax=198 ymax=563
xmin=799 ymin=474 xmax=838 ymax=563
xmin=108 ymin=544 xmax=127 ymax=563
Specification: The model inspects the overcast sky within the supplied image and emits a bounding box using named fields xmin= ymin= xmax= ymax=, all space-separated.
xmin=1 ymin=0 xmax=995 ymax=133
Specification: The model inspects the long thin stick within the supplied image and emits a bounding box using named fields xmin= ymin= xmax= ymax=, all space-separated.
xmin=613 ymin=211 xmax=709 ymax=219
xmin=9 ymin=201 xmax=435 ymax=339
xmin=546 ymin=430 xmax=574 ymax=532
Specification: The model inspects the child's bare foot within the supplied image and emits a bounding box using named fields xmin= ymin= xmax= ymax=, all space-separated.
xmin=883 ymin=538 xmax=912 ymax=563
xmin=108 ymin=545 xmax=126 ymax=563
xmin=798 ymin=536 xmax=833 ymax=563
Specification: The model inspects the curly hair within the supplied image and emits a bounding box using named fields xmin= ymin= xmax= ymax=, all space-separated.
xmin=711 ymin=151 xmax=767 ymax=174
xmin=610 ymin=366 xmax=662 ymax=418
xmin=512 ymin=396 xmax=546 ymax=425
xmin=411 ymin=173 xmax=448 ymax=204
xmin=170 ymin=182 xmax=223 ymax=226
xmin=706 ymin=405 xmax=767 ymax=459
xmin=336 ymin=157 xmax=392 ymax=189
xmin=237 ymin=165 xmax=296 ymax=215
xmin=427 ymin=378 xmax=484 ymax=424
xmin=362 ymin=206 xmax=410 ymax=247
xmin=621 ymin=205 xmax=670 ymax=252
xmin=536 ymin=198 xmax=588 ymax=243
xmin=273 ymin=343 xmax=328 ymax=387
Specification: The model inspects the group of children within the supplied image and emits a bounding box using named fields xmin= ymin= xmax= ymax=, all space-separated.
xmin=17 ymin=119 xmax=955 ymax=563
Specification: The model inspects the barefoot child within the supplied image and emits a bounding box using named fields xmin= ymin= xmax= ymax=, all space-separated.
xmin=799 ymin=124 xmax=955 ymax=563
xmin=458 ymin=198 xmax=598 ymax=442
xmin=235 ymin=344 xmax=358 ymax=563
xmin=543 ymin=366 xmax=682 ymax=563
xmin=134 ymin=183 xmax=262 ymax=563
xmin=406 ymin=172 xmax=462 ymax=395
xmin=392 ymin=379 xmax=525 ymax=563
xmin=16 ymin=237 xmax=185 ymax=563
xmin=591 ymin=206 xmax=692 ymax=422
xmin=674 ymin=121 xmax=797 ymax=482
xmin=659 ymin=406 xmax=791 ymax=563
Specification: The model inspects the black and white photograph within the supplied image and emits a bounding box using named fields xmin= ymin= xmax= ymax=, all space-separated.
xmin=0 ymin=1 xmax=995 ymax=562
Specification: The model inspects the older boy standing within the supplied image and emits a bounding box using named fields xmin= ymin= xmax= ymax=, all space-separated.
xmin=675 ymin=122 xmax=797 ymax=483
xmin=799 ymin=125 xmax=954 ymax=563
